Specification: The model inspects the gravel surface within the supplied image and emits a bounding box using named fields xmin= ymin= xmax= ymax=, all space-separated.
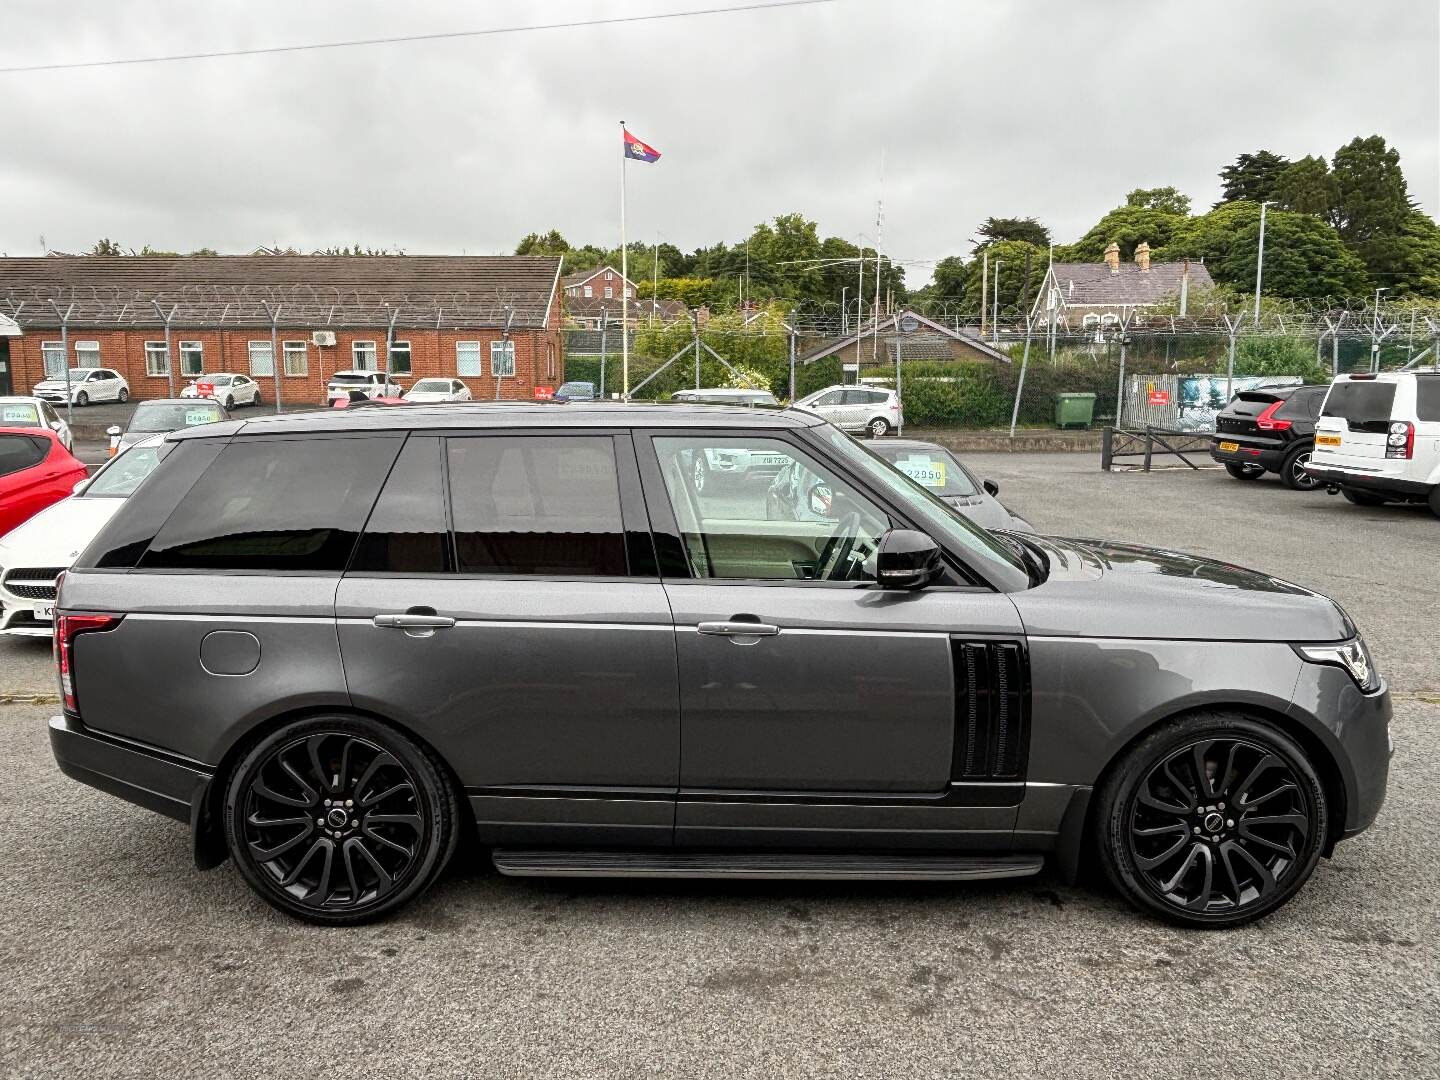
xmin=1 ymin=453 xmax=1436 ymax=1079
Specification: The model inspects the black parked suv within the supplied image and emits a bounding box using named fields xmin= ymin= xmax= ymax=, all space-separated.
xmin=1210 ymin=385 xmax=1327 ymax=490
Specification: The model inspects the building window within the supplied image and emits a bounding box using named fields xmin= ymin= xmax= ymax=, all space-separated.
xmin=583 ymin=285 xmax=593 ymax=298
xmin=282 ymin=340 xmax=308 ymax=377
xmin=179 ymin=340 xmax=204 ymax=376
xmin=605 ymin=272 xmax=613 ymax=281
xmin=75 ymin=341 xmax=100 ymax=367
xmin=388 ymin=340 xmax=412 ymax=374
xmin=1100 ymin=313 xmax=1120 ymax=328
xmin=604 ymin=286 xmax=613 ymax=299
xmin=248 ymin=340 xmax=275 ymax=376
xmin=546 ymin=343 xmax=556 ymax=380
xmin=624 ymin=287 xmax=633 ymax=299
xmin=490 ymin=339 xmax=515 ymax=378
xmin=144 ymin=341 xmax=170 ymax=376
xmin=457 ymin=341 xmax=482 ymax=376
xmin=41 ymin=341 xmax=66 ymax=378
xmin=1081 ymin=313 xmax=1102 ymax=329
xmin=352 ymin=341 xmax=377 ymax=371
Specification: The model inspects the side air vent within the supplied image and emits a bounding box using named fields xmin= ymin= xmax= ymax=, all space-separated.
xmin=950 ymin=640 xmax=1029 ymax=781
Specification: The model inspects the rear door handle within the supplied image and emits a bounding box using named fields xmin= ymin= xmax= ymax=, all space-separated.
xmin=372 ymin=613 xmax=456 ymax=630
xmin=697 ymin=621 xmax=780 ymax=637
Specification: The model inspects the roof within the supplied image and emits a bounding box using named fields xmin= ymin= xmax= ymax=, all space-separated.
xmin=1046 ymin=261 xmax=1215 ymax=307
xmin=0 ymin=255 xmax=564 ymax=330
xmin=560 ymin=265 xmax=636 ymax=290
xmin=167 ymin=401 xmax=825 ymax=440
xmin=797 ymin=309 xmax=1013 ymax=365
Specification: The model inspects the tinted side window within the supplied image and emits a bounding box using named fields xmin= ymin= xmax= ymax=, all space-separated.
xmin=79 ymin=440 xmax=218 ymax=569
xmin=448 ymin=436 xmax=627 ymax=576
xmin=1417 ymin=377 xmax=1440 ymax=422
xmin=352 ymin=436 xmax=451 ymax=573
xmin=141 ymin=435 xmax=401 ymax=572
xmin=0 ymin=434 xmax=46 ymax=477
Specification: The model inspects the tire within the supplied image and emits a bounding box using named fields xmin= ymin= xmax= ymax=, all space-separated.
xmin=223 ymin=395 xmax=235 ymax=410
xmin=75 ymin=391 xmax=89 ymax=407
xmin=1428 ymin=486 xmax=1440 ymax=520
xmin=1095 ymin=712 xmax=1327 ymax=928
xmin=252 ymin=391 xmax=262 ymax=407
xmin=1341 ymin=488 xmax=1387 ymax=507
xmin=1280 ymin=444 xmax=1322 ymax=491
xmin=224 ymin=714 xmax=459 ymax=926
xmin=866 ymin=417 xmax=892 ymax=438
xmin=117 ymin=388 xmax=129 ymax=404
xmin=1224 ymin=462 xmax=1264 ymax=481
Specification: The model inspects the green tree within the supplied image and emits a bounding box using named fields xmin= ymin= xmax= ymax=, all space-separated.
xmin=746 ymin=213 xmax=825 ymax=303
xmin=963 ymin=240 xmax=1046 ymax=316
xmin=514 ymin=229 xmax=570 ymax=257
xmin=1125 ymin=187 xmax=1191 ymax=215
xmin=1059 ymin=204 xmax=1186 ymax=261
xmin=928 ymin=255 xmax=967 ymax=306
xmin=975 ymin=216 xmax=1050 ymax=249
xmin=1162 ymin=200 xmax=1263 ymax=267
xmin=1219 ymin=211 xmax=1370 ymax=300
xmin=1217 ymin=150 xmax=1291 ymax=205
xmin=89 ymin=238 xmax=126 ymax=255
xmin=1385 ymin=212 xmax=1440 ymax=298
xmin=1273 ymin=155 xmax=1338 ymax=219
xmin=1235 ymin=336 xmax=1328 ymax=383
xmin=1331 ymin=135 xmax=1415 ymax=281
xmin=186 ymin=247 xmax=219 ymax=257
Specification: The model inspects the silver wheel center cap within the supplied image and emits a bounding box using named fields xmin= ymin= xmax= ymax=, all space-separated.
xmin=326 ymin=808 xmax=350 ymax=828
xmin=1203 ymin=812 xmax=1225 ymax=833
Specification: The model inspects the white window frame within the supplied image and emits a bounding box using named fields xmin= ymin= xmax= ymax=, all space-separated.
xmin=388 ymin=339 xmax=412 ymax=375
xmin=352 ymin=340 xmax=378 ymax=371
xmin=490 ymin=339 xmax=516 ymax=378
xmin=583 ymin=285 xmax=593 ymax=298
xmin=624 ymin=286 xmax=633 ymax=299
xmin=144 ymin=340 xmax=170 ymax=376
xmin=179 ymin=340 xmax=204 ymax=376
xmin=41 ymin=341 xmax=66 ymax=379
xmin=604 ymin=286 xmax=614 ymax=299
xmin=74 ymin=341 xmax=100 ymax=367
xmin=247 ymin=340 xmax=275 ymax=376
xmin=282 ymin=340 xmax=308 ymax=377
xmin=457 ymin=340 xmax=482 ymax=377
xmin=1081 ymin=313 xmax=1102 ymax=329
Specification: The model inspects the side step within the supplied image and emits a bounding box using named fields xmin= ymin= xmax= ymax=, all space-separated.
xmin=491 ymin=849 xmax=1044 ymax=881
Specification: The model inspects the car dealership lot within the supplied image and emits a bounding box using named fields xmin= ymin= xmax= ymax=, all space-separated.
xmin=1 ymin=453 xmax=1436 ymax=1079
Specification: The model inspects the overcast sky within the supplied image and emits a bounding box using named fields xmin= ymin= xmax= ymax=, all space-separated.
xmin=1 ymin=0 xmax=1435 ymax=284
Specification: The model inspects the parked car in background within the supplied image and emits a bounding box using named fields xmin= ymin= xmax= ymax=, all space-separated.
xmin=107 ymin=398 xmax=229 ymax=455
xmin=1306 ymin=372 xmax=1440 ymax=516
xmin=403 ymin=378 xmax=472 ymax=403
xmin=554 ymin=381 xmax=597 ymax=402
xmin=181 ymin=373 xmax=262 ymax=410
xmin=867 ymin=439 xmax=1034 ymax=532
xmin=793 ymin=384 xmax=902 ymax=437
xmin=0 ymin=427 xmax=88 ymax=539
xmin=0 ymin=434 xmax=166 ymax=636
xmin=326 ymin=370 xmax=405 ymax=405
xmin=0 ymin=396 xmax=72 ymax=451
xmin=32 ymin=367 xmax=129 ymax=407
xmin=671 ymin=387 xmax=778 ymax=407
xmin=1210 ymin=385 xmax=1327 ymax=490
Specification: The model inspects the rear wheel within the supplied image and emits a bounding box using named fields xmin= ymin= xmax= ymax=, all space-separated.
xmin=252 ymin=390 xmax=262 ymax=407
xmin=1224 ymin=462 xmax=1264 ymax=481
xmin=117 ymin=388 xmax=129 ymax=404
xmin=1341 ymin=488 xmax=1387 ymax=507
xmin=868 ymin=417 xmax=892 ymax=438
xmin=224 ymin=714 xmax=458 ymax=925
xmin=1096 ymin=712 xmax=1326 ymax=928
xmin=1428 ymin=486 xmax=1440 ymax=520
xmin=223 ymin=395 xmax=235 ymax=410
xmin=75 ymin=391 xmax=89 ymax=407
xmin=1280 ymin=444 xmax=1321 ymax=491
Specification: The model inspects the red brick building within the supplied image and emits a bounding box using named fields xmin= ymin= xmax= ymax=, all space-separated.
xmin=0 ymin=255 xmax=566 ymax=402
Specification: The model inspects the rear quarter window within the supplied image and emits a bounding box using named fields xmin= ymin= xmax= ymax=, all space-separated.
xmin=0 ymin=434 xmax=47 ymax=477
xmin=1416 ymin=377 xmax=1440 ymax=422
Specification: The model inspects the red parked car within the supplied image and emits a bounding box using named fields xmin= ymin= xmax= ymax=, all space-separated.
xmin=0 ymin=427 xmax=88 ymax=538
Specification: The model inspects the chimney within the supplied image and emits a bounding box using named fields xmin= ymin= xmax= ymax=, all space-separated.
xmin=1103 ymin=242 xmax=1120 ymax=273
xmin=1179 ymin=258 xmax=1190 ymax=317
xmin=1134 ymin=241 xmax=1151 ymax=272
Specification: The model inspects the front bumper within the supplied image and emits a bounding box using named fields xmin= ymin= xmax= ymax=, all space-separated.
xmin=1304 ymin=463 xmax=1430 ymax=499
xmin=49 ymin=714 xmax=213 ymax=826
xmin=0 ymin=601 xmax=54 ymax=636
xmin=1288 ymin=663 xmax=1392 ymax=841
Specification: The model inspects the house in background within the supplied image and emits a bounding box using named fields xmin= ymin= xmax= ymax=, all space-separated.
xmin=797 ymin=308 xmax=1014 ymax=371
xmin=561 ymin=265 xmax=635 ymax=304
xmin=561 ymin=266 xmax=688 ymax=329
xmin=1030 ymin=243 xmax=1215 ymax=330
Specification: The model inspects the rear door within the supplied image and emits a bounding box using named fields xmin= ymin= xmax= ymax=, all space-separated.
xmin=1414 ymin=376 xmax=1440 ymax=482
xmin=1316 ymin=378 xmax=1399 ymax=463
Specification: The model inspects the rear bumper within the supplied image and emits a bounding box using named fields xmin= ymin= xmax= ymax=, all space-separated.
xmin=49 ymin=714 xmax=212 ymax=826
xmin=1304 ymin=464 xmax=1430 ymax=498
xmin=1209 ymin=436 xmax=1289 ymax=471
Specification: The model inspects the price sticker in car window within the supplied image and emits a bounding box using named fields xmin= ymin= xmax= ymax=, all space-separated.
xmin=2 ymin=405 xmax=37 ymax=423
xmin=895 ymin=456 xmax=947 ymax=488
xmin=184 ymin=409 xmax=216 ymax=426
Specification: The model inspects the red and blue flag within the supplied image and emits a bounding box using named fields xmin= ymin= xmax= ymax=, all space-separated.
xmin=623 ymin=130 xmax=661 ymax=163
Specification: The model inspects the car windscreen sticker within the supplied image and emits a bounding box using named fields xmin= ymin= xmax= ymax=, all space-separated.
xmin=2 ymin=405 xmax=38 ymax=423
xmin=184 ymin=409 xmax=216 ymax=425
xmin=895 ymin=455 xmax=946 ymax=488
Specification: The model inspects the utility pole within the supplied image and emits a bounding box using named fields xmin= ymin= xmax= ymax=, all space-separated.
xmin=991 ymin=259 xmax=1002 ymax=345
xmin=1372 ymin=288 xmax=1387 ymax=373
xmin=598 ymin=308 xmax=608 ymax=400
xmin=652 ymin=235 xmax=660 ymax=327
xmin=1253 ymin=201 xmax=1269 ymax=325
xmin=980 ymin=248 xmax=989 ymax=339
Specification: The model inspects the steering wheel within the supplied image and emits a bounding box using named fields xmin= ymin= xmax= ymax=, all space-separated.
xmin=815 ymin=511 xmax=862 ymax=582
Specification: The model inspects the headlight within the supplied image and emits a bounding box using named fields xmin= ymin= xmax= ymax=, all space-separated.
xmin=1295 ymin=638 xmax=1381 ymax=693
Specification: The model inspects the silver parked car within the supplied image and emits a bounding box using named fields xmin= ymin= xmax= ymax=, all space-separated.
xmin=793 ymin=384 xmax=902 ymax=437
xmin=51 ymin=403 xmax=1389 ymax=928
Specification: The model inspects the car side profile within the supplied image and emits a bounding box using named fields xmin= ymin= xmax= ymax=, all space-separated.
xmin=326 ymin=370 xmax=405 ymax=405
xmin=403 ymin=378 xmax=472 ymax=403
xmin=1210 ymin=385 xmax=1327 ymax=491
xmin=51 ymin=404 xmax=1389 ymax=928
xmin=0 ymin=395 xmax=73 ymax=450
xmin=181 ymin=373 xmax=262 ymax=410
xmin=793 ymin=385 xmax=903 ymax=437
xmin=33 ymin=367 xmax=129 ymax=407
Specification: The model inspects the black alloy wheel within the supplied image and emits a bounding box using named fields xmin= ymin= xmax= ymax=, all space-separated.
xmin=224 ymin=395 xmax=235 ymax=410
xmin=225 ymin=716 xmax=457 ymax=924
xmin=1281 ymin=445 xmax=1321 ymax=491
xmin=117 ymin=388 xmax=129 ymax=404
xmin=1224 ymin=462 xmax=1265 ymax=481
xmin=1098 ymin=714 xmax=1326 ymax=927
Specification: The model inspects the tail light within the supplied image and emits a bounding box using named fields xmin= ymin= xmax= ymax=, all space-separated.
xmin=1255 ymin=401 xmax=1292 ymax=431
xmin=55 ymin=610 xmax=123 ymax=715
xmin=1386 ymin=421 xmax=1414 ymax=459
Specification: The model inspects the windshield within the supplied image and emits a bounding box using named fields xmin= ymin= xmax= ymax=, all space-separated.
xmin=411 ymin=379 xmax=450 ymax=392
xmin=870 ymin=444 xmax=979 ymax=498
xmin=206 ymin=375 xmax=234 ymax=386
xmin=1322 ymin=381 xmax=1397 ymax=423
xmin=129 ymin=402 xmax=224 ymax=432
xmin=818 ymin=427 xmax=1030 ymax=589
xmin=0 ymin=402 xmax=42 ymax=427
xmin=84 ymin=444 xmax=168 ymax=498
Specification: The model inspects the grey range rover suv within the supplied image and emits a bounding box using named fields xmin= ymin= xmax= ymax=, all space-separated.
xmin=49 ymin=403 xmax=1390 ymax=927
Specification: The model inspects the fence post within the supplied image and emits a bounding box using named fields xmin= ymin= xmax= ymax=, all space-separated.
xmin=787 ymin=311 xmax=796 ymax=403
xmin=1114 ymin=334 xmax=1127 ymax=429
xmin=1100 ymin=426 xmax=1113 ymax=471
xmin=894 ymin=338 xmax=903 ymax=435
xmin=598 ymin=309 xmax=607 ymax=399
xmin=1008 ymin=317 xmax=1034 ymax=439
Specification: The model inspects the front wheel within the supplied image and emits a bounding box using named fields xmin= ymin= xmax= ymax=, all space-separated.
xmin=867 ymin=417 xmax=892 ymax=438
xmin=1096 ymin=712 xmax=1326 ymax=928
xmin=224 ymin=714 xmax=458 ymax=925
xmin=75 ymin=391 xmax=89 ymax=407
xmin=252 ymin=390 xmax=262 ymax=407
xmin=1281 ymin=445 xmax=1322 ymax=491
xmin=1224 ymin=462 xmax=1264 ymax=481
xmin=1428 ymin=485 xmax=1440 ymax=520
xmin=223 ymin=395 xmax=235 ymax=410
xmin=117 ymin=388 xmax=129 ymax=404
xmin=1341 ymin=488 xmax=1387 ymax=507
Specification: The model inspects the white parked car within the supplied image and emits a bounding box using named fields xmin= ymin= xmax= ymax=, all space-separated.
xmin=0 ymin=435 xmax=166 ymax=636
xmin=327 ymin=370 xmax=405 ymax=404
xmin=33 ymin=367 xmax=129 ymax=407
xmin=403 ymin=378 xmax=472 ymax=403
xmin=1307 ymin=371 xmax=1440 ymax=516
xmin=793 ymin=384 xmax=903 ymax=437
xmin=0 ymin=396 xmax=72 ymax=451
xmin=180 ymin=372 xmax=262 ymax=409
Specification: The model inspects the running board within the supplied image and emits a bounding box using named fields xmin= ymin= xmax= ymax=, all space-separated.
xmin=491 ymin=849 xmax=1045 ymax=881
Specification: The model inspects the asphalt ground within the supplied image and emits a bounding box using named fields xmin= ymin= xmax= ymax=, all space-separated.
xmin=1 ymin=453 xmax=1436 ymax=1078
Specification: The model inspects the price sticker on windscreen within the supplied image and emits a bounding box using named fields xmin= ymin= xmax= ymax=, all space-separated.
xmin=184 ymin=410 xmax=215 ymax=425
xmin=2 ymin=405 xmax=36 ymax=422
xmin=895 ymin=456 xmax=946 ymax=488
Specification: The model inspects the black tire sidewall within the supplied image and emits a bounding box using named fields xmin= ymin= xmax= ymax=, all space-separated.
xmin=869 ymin=418 xmax=890 ymax=438
xmin=76 ymin=391 xmax=88 ymax=407
xmin=223 ymin=714 xmax=457 ymax=925
xmin=1342 ymin=488 xmax=1386 ymax=507
xmin=1096 ymin=713 xmax=1328 ymax=928
xmin=1224 ymin=462 xmax=1262 ymax=480
xmin=1281 ymin=444 xmax=1320 ymax=491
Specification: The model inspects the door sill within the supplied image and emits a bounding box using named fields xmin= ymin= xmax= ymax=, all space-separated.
xmin=491 ymin=849 xmax=1044 ymax=881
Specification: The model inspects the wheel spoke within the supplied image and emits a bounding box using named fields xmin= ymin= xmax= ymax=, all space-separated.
xmin=365 ymin=812 xmax=423 ymax=832
xmin=247 ymin=813 xmax=310 ymax=829
xmin=353 ymin=751 xmax=398 ymax=803
xmin=303 ymin=839 xmax=337 ymax=906
xmin=1161 ymin=759 xmax=1199 ymax=811
xmin=252 ymin=777 xmax=312 ymax=809
xmin=1138 ymin=789 xmax=1190 ymax=816
xmin=278 ymin=838 xmax=327 ymax=886
xmin=1190 ymin=742 xmax=1217 ymax=801
xmin=348 ymin=837 xmax=395 ymax=894
xmin=1242 ymin=812 xmax=1308 ymax=833
xmin=1135 ymin=830 xmax=1191 ymax=871
xmin=360 ymin=781 xmax=414 ymax=808
xmin=249 ymin=822 xmax=315 ymax=863
xmin=1233 ymin=754 xmax=1281 ymax=806
xmin=277 ymin=758 xmax=318 ymax=805
xmin=1159 ymin=842 xmax=1203 ymax=895
xmin=1184 ymin=844 xmax=1215 ymax=911
xmin=361 ymin=824 xmax=415 ymax=856
xmin=1240 ymin=782 xmax=1298 ymax=810
xmin=1219 ymin=845 xmax=1244 ymax=905
xmin=1224 ymin=840 xmax=1278 ymax=896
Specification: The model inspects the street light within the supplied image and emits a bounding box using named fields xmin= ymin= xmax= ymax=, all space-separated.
xmin=1253 ymin=201 xmax=1270 ymax=324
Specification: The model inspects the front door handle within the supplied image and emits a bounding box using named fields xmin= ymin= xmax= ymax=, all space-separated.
xmin=373 ymin=613 xmax=456 ymax=631
xmin=697 ymin=620 xmax=780 ymax=637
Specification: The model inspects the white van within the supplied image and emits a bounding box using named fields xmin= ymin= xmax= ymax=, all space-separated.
xmin=1306 ymin=372 xmax=1440 ymax=517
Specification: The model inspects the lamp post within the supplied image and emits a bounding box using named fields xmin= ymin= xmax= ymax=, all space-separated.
xmin=1253 ymin=201 xmax=1269 ymax=325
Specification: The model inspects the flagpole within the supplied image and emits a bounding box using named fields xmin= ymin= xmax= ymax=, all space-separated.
xmin=620 ymin=120 xmax=630 ymax=399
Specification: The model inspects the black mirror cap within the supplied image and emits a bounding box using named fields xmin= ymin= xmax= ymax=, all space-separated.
xmin=983 ymin=478 xmax=1000 ymax=497
xmin=876 ymin=528 xmax=942 ymax=589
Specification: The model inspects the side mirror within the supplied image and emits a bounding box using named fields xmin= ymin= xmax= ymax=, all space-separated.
xmin=807 ymin=481 xmax=834 ymax=517
xmin=983 ymin=479 xmax=1000 ymax=497
xmin=106 ymin=425 xmax=122 ymax=437
xmin=876 ymin=528 xmax=942 ymax=589
xmin=72 ymin=478 xmax=89 ymax=495
xmin=50 ymin=420 xmax=64 ymax=431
